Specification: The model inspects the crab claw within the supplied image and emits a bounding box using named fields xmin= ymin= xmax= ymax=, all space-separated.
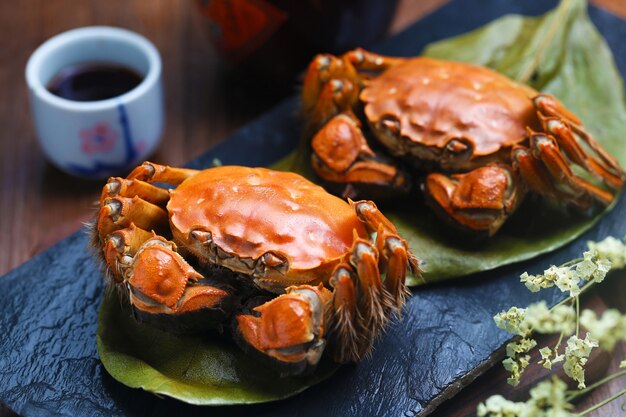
xmin=424 ymin=164 xmax=521 ymax=236
xmin=126 ymin=238 xmax=238 ymax=333
xmin=234 ymin=285 xmax=332 ymax=375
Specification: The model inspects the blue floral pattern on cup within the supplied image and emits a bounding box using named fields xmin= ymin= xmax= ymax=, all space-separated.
xmin=66 ymin=104 xmax=138 ymax=177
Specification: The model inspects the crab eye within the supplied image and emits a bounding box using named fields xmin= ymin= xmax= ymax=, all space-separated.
xmin=190 ymin=229 xmax=212 ymax=243
xmin=445 ymin=138 xmax=474 ymax=159
xmin=379 ymin=115 xmax=400 ymax=137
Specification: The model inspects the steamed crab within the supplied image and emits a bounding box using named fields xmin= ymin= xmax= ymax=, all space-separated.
xmin=93 ymin=162 xmax=419 ymax=374
xmin=302 ymin=48 xmax=625 ymax=235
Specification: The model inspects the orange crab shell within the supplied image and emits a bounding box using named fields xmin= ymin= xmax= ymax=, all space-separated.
xmin=168 ymin=166 xmax=369 ymax=287
xmin=362 ymin=57 xmax=544 ymax=161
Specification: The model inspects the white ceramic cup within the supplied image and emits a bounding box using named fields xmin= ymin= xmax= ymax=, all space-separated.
xmin=26 ymin=26 xmax=163 ymax=178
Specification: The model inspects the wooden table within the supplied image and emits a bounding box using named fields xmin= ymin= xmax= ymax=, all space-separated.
xmin=1 ymin=1 xmax=625 ymax=416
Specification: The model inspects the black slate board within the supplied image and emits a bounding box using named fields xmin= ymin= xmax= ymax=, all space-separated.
xmin=2 ymin=1 xmax=626 ymax=416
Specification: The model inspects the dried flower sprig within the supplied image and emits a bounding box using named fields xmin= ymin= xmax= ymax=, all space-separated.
xmin=478 ymin=236 xmax=626 ymax=416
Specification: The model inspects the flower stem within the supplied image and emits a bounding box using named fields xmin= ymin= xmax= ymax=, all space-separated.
xmin=567 ymin=369 xmax=626 ymax=401
xmin=575 ymin=296 xmax=580 ymax=337
xmin=554 ymin=330 xmax=565 ymax=352
xmin=561 ymin=258 xmax=583 ymax=268
xmin=577 ymin=387 xmax=626 ymax=416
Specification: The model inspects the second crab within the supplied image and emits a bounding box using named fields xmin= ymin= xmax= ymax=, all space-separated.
xmin=302 ymin=48 xmax=626 ymax=235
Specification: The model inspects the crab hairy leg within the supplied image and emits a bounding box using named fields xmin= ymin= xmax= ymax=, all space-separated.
xmin=523 ymin=132 xmax=615 ymax=208
xmin=350 ymin=199 xmax=421 ymax=297
xmin=95 ymin=162 xmax=236 ymax=329
xmin=540 ymin=117 xmax=625 ymax=189
xmin=311 ymin=112 xmax=410 ymax=196
xmin=512 ymin=146 xmax=567 ymax=203
xmin=423 ymin=165 xmax=522 ymax=236
xmin=534 ymin=94 xmax=625 ymax=179
xmin=330 ymin=234 xmax=410 ymax=360
xmin=306 ymin=73 xmax=360 ymax=130
xmin=100 ymin=176 xmax=170 ymax=206
xmin=303 ymin=54 xmax=411 ymax=198
xmin=101 ymin=223 xmax=154 ymax=283
xmin=234 ymin=285 xmax=332 ymax=375
xmin=348 ymin=238 xmax=388 ymax=346
xmin=327 ymin=264 xmax=361 ymax=362
xmin=302 ymin=54 xmax=361 ymax=124
xmin=97 ymin=196 xmax=169 ymax=239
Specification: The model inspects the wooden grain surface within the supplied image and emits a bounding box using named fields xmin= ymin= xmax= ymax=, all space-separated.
xmin=1 ymin=1 xmax=625 ymax=416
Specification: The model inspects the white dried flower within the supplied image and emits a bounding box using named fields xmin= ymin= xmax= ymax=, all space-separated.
xmin=477 ymin=395 xmax=527 ymax=417
xmin=538 ymin=346 xmax=564 ymax=370
xmin=494 ymin=307 xmax=531 ymax=336
xmin=523 ymin=301 xmax=575 ymax=334
xmin=588 ymin=236 xmax=626 ymax=268
xmin=592 ymin=258 xmax=611 ymax=282
xmin=506 ymin=338 xmax=537 ymax=358
xmin=503 ymin=355 xmax=530 ymax=386
xmin=521 ymin=266 xmax=582 ymax=297
xmin=575 ymin=258 xmax=596 ymax=279
xmin=580 ymin=309 xmax=626 ymax=352
xmin=520 ymin=271 xmax=545 ymax=292
xmin=525 ymin=377 xmax=575 ymax=417
xmin=563 ymin=334 xmax=598 ymax=389
xmin=552 ymin=267 xmax=581 ymax=297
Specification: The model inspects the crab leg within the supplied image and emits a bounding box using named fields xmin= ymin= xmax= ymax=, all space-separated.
xmin=305 ymin=70 xmax=360 ymax=129
xmin=343 ymin=48 xmax=405 ymax=72
xmin=512 ymin=146 xmax=565 ymax=202
xmin=302 ymin=49 xmax=405 ymax=129
xmin=349 ymin=238 xmax=388 ymax=343
xmin=525 ymin=132 xmax=614 ymax=208
xmin=96 ymin=162 xmax=201 ymax=242
xmin=351 ymin=199 xmax=421 ymax=298
xmin=302 ymin=53 xmax=361 ymax=122
xmin=127 ymin=161 xmax=200 ymax=185
xmin=539 ymin=116 xmax=625 ymax=189
xmin=534 ymin=94 xmax=625 ymax=180
xmin=95 ymin=161 xmax=234 ymax=320
xmin=97 ymin=196 xmax=169 ymax=239
xmin=101 ymin=223 xmax=154 ymax=282
xmin=328 ymin=264 xmax=361 ymax=362
xmin=100 ymin=177 xmax=170 ymax=206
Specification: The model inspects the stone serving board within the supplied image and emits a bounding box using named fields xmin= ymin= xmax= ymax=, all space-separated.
xmin=2 ymin=0 xmax=626 ymax=416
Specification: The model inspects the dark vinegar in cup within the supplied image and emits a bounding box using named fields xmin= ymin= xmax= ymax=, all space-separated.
xmin=47 ymin=63 xmax=143 ymax=101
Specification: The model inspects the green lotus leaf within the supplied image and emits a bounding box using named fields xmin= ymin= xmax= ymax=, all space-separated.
xmin=97 ymin=291 xmax=338 ymax=405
